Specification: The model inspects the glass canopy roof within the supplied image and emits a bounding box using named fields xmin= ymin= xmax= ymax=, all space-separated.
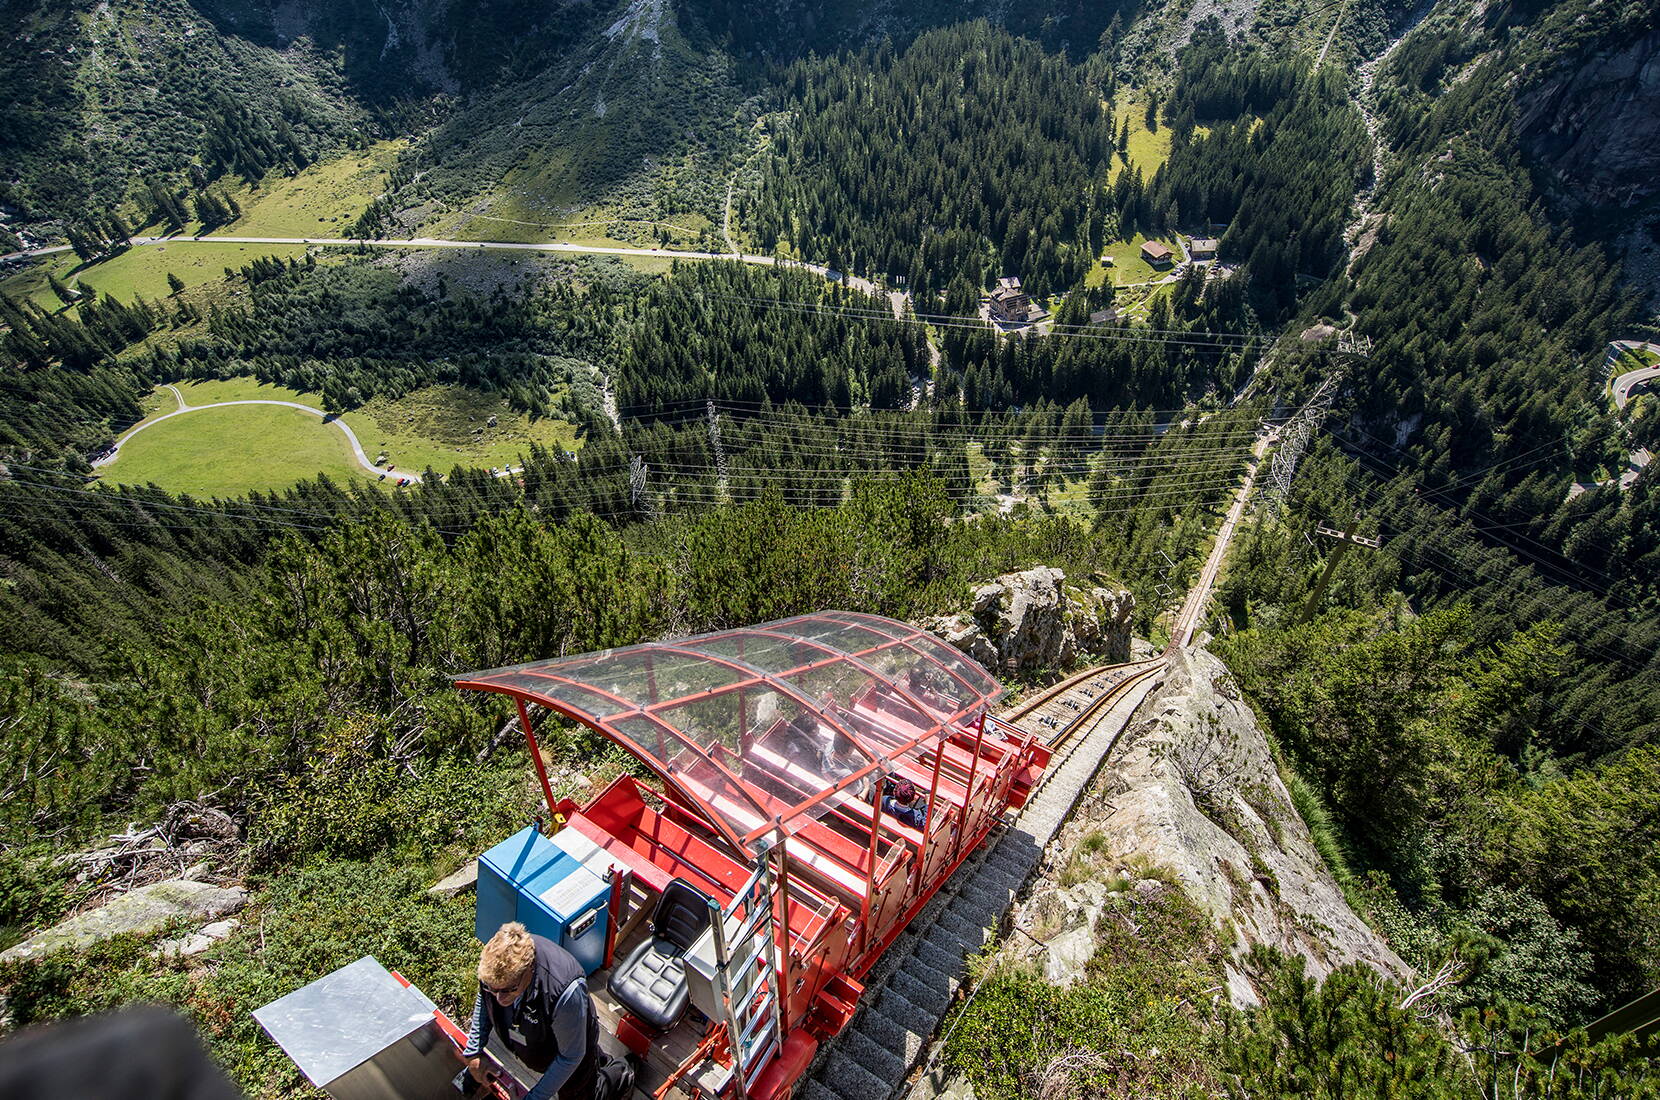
xmin=453 ymin=611 xmax=1004 ymax=853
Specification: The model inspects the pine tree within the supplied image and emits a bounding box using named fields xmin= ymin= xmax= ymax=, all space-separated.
xmin=48 ymin=272 xmax=80 ymax=306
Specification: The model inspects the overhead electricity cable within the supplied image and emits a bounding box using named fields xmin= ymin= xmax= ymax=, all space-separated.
xmin=695 ymin=294 xmax=1264 ymax=354
xmin=1331 ymin=420 xmax=1631 ymax=565
xmin=690 ymin=288 xmax=1266 ymax=348
xmin=1322 ymin=470 xmax=1651 ymax=674
xmin=1328 ymin=430 xmax=1626 ymax=597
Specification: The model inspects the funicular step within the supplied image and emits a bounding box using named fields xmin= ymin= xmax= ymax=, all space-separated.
xmin=873 ymin=975 xmax=937 ymax=1026
xmin=909 ymin=938 xmax=963 ymax=979
xmin=933 ymin=904 xmax=994 ymax=947
xmin=887 ymin=966 xmax=953 ymax=1017
xmin=971 ymin=856 xmax=1028 ymax=894
xmin=836 ymin=1028 xmax=908 ymax=1086
xmin=985 ymin=837 xmax=1041 ymax=879
xmin=857 ymin=1001 xmax=930 ymax=1064
xmin=898 ymin=951 xmax=961 ymax=1000
xmin=921 ymin=920 xmax=976 ymax=961
xmin=953 ymin=878 xmax=1014 ymax=915
xmin=820 ymin=1048 xmax=898 ymax=1100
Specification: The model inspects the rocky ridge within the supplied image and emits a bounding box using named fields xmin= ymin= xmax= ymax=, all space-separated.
xmin=923 ymin=567 xmax=1134 ymax=674
xmin=1004 ymin=646 xmax=1408 ymax=1006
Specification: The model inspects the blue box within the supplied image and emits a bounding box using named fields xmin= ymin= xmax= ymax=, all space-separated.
xmin=477 ymin=826 xmax=612 ymax=975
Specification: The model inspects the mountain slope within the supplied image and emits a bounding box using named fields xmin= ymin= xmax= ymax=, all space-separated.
xmin=0 ymin=0 xmax=365 ymax=220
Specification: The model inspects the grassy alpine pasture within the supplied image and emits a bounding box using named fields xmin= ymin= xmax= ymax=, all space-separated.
xmin=208 ymin=141 xmax=406 ymax=239
xmin=0 ymin=242 xmax=308 ymax=308
xmin=1090 ymin=232 xmax=1170 ymax=287
xmin=98 ymin=402 xmax=378 ymax=498
xmin=99 ymin=379 xmax=584 ymax=497
xmin=339 ymin=385 xmax=583 ymax=475
xmin=1110 ymin=96 xmax=1175 ymax=184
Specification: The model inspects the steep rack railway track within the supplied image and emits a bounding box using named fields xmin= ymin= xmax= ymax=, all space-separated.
xmin=798 ymin=656 xmax=1166 ymax=1100
xmin=800 ymin=431 xmax=1272 ymax=1100
xmin=1002 ymin=657 xmax=1166 ymax=751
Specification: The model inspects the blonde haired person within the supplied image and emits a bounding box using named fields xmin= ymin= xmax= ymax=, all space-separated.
xmin=458 ymin=922 xmax=634 ymax=1099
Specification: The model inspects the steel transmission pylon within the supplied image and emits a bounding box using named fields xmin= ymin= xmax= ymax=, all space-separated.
xmin=1257 ymin=330 xmax=1371 ymax=518
xmin=629 ymin=454 xmax=659 ymax=520
xmin=707 ymin=400 xmax=729 ymax=502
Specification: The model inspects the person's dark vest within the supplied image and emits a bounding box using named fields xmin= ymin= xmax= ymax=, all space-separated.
xmin=484 ymin=935 xmax=599 ymax=1086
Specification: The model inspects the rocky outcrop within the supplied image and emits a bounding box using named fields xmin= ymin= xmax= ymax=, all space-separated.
xmin=428 ymin=859 xmax=479 ymax=898
xmin=1517 ymin=30 xmax=1660 ymax=210
xmin=1 ymin=880 xmax=247 ymax=964
xmin=923 ymin=567 xmax=1134 ymax=673
xmin=1012 ymin=647 xmax=1408 ymax=1005
xmin=154 ymin=919 xmax=240 ymax=959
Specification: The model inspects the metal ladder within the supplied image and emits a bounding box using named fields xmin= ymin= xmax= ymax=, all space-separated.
xmin=707 ymin=853 xmax=784 ymax=1098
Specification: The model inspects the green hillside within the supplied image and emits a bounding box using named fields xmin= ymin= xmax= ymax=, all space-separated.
xmin=2 ymin=1 xmax=1660 ymax=1097
xmin=0 ymin=0 xmax=364 ymax=220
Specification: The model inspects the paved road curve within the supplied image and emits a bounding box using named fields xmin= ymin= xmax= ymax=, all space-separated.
xmin=95 ymin=384 xmax=420 ymax=483
xmin=1610 ymin=340 xmax=1660 ymax=410
xmin=1607 ymin=340 xmax=1660 ymax=487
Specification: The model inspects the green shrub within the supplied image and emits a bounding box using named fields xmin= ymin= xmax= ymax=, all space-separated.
xmin=945 ymin=887 xmax=1225 ymax=1098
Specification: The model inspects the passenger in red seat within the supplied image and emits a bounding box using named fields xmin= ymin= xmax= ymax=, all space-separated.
xmin=820 ymin=732 xmax=870 ymax=800
xmin=882 ymin=777 xmax=927 ymax=829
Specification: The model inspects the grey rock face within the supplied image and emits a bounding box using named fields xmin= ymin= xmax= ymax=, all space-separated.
xmin=1517 ymin=30 xmax=1660 ymax=210
xmin=154 ymin=918 xmax=240 ymax=959
xmin=923 ymin=567 xmax=1134 ymax=673
xmin=1096 ymin=648 xmax=1410 ymax=1000
xmin=1008 ymin=648 xmax=1408 ymax=1003
xmin=1 ymin=880 xmax=247 ymax=963
xmin=428 ymin=859 xmax=480 ymax=898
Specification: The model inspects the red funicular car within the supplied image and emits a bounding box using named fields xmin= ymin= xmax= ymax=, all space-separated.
xmin=254 ymin=611 xmax=1050 ymax=1100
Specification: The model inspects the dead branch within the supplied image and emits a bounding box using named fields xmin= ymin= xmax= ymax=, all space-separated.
xmin=1400 ymin=953 xmax=1466 ymax=1013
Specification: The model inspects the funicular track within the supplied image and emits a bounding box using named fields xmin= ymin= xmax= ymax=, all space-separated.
xmin=800 ymin=433 xmax=1271 ymax=1100
xmin=797 ymin=657 xmax=1166 ymax=1100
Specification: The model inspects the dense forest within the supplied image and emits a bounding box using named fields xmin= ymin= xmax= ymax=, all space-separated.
xmin=2 ymin=246 xmax=1269 ymax=465
xmin=1200 ymin=0 xmax=1660 ymax=1052
xmin=749 ymin=22 xmax=1370 ymax=322
xmin=749 ymin=24 xmax=1117 ymax=301
xmin=1146 ymin=29 xmax=1370 ymax=316
xmin=2 ymin=0 xmax=1660 ymax=1094
xmin=0 ymin=0 xmax=365 ymax=222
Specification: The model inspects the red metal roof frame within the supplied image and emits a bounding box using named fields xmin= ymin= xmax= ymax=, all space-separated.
xmin=452 ymin=611 xmax=1005 ymax=857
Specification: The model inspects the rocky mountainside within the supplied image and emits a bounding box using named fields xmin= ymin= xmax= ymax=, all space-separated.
xmin=1006 ymin=646 xmax=1408 ymax=1005
xmin=0 ymin=0 xmax=365 ymax=219
xmin=188 ymin=0 xmax=603 ymax=96
xmin=1516 ymin=27 xmax=1660 ymax=212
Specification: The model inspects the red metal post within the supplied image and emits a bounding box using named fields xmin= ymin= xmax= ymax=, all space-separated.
xmin=603 ymin=868 xmax=629 ymax=968
xmin=858 ymin=786 xmax=884 ymax=955
xmin=517 ymin=698 xmax=560 ymax=818
xmin=957 ymin=711 xmax=988 ymax=860
xmin=923 ymin=729 xmax=946 ymax=841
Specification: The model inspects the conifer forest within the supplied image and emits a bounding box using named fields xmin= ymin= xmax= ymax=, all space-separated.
xmin=1 ymin=0 xmax=1658 ymax=1096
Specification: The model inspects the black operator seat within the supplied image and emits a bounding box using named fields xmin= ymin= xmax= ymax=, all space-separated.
xmin=607 ymin=879 xmax=715 ymax=1031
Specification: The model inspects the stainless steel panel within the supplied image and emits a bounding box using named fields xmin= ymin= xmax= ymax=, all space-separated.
xmin=324 ymin=1018 xmax=460 ymax=1100
xmin=253 ymin=956 xmax=445 ymax=1093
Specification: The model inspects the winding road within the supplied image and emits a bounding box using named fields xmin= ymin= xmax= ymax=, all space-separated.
xmin=1609 ymin=340 xmax=1660 ymax=487
xmin=2 ymin=229 xmax=942 ymax=485
xmin=95 ymin=383 xmax=422 ymax=483
xmin=7 ymin=233 xmax=841 ymax=274
xmin=1610 ymin=340 xmax=1660 ymax=410
xmin=3 ymin=230 xmax=929 ymax=349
